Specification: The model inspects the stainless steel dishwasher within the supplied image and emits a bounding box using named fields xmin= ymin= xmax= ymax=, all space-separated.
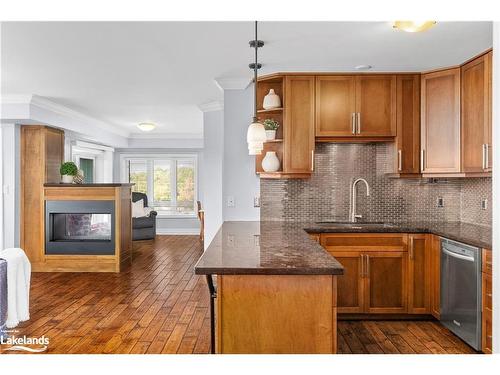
xmin=440 ymin=238 xmax=482 ymax=350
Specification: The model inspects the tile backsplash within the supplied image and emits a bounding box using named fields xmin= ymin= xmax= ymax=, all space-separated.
xmin=260 ymin=143 xmax=492 ymax=227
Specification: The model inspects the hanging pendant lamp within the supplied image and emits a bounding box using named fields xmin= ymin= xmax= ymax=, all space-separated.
xmin=246 ymin=21 xmax=266 ymax=155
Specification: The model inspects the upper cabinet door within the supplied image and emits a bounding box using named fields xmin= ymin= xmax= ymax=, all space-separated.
xmin=395 ymin=75 xmax=420 ymax=174
xmin=284 ymin=76 xmax=315 ymax=174
xmin=355 ymin=75 xmax=397 ymax=136
xmin=461 ymin=53 xmax=491 ymax=173
xmin=421 ymin=68 xmax=461 ymax=174
xmin=486 ymin=51 xmax=493 ymax=171
xmin=315 ymin=76 xmax=356 ymax=137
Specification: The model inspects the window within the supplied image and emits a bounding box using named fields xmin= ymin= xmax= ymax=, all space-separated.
xmin=125 ymin=155 xmax=197 ymax=216
xmin=79 ymin=158 xmax=94 ymax=183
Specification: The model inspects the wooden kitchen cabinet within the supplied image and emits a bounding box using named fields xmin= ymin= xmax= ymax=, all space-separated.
xmin=315 ymin=75 xmax=396 ymax=139
xmin=328 ymin=251 xmax=364 ymax=313
xmin=421 ymin=68 xmax=461 ymax=175
xmin=482 ymin=248 xmax=493 ymax=354
xmin=429 ymin=235 xmax=441 ymax=319
xmin=461 ymin=51 xmax=492 ymax=174
xmin=407 ymin=234 xmax=430 ymax=314
xmin=315 ymin=76 xmax=356 ymax=137
xmin=256 ymin=74 xmax=315 ymax=179
xmin=364 ymin=251 xmax=407 ymax=314
xmin=355 ymin=75 xmax=397 ymax=137
xmin=393 ymin=75 xmax=421 ymax=175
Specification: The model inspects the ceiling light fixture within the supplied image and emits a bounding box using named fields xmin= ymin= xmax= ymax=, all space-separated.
xmin=137 ymin=122 xmax=156 ymax=132
xmin=246 ymin=21 xmax=266 ymax=155
xmin=393 ymin=21 xmax=436 ymax=33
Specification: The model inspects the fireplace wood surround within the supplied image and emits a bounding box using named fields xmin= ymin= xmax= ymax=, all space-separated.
xmin=20 ymin=125 xmax=133 ymax=272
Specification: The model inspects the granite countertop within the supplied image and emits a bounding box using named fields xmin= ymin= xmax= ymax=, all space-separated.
xmin=302 ymin=221 xmax=492 ymax=250
xmin=44 ymin=183 xmax=135 ymax=187
xmin=194 ymin=221 xmax=345 ymax=275
xmin=194 ymin=220 xmax=491 ymax=276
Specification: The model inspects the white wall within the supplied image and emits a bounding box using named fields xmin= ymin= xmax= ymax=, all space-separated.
xmin=1 ymin=123 xmax=20 ymax=249
xmin=201 ymin=109 xmax=224 ymax=248
xmin=492 ymin=22 xmax=499 ymax=354
xmin=223 ymin=85 xmax=260 ymax=221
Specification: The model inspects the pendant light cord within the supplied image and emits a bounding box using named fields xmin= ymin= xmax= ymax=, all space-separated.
xmin=253 ymin=20 xmax=258 ymax=122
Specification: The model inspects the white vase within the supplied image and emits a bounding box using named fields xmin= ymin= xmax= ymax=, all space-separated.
xmin=261 ymin=151 xmax=280 ymax=172
xmin=265 ymin=130 xmax=276 ymax=140
xmin=263 ymin=89 xmax=281 ymax=109
xmin=61 ymin=175 xmax=74 ymax=183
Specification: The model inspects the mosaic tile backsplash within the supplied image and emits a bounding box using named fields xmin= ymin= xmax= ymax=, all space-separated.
xmin=260 ymin=143 xmax=492 ymax=227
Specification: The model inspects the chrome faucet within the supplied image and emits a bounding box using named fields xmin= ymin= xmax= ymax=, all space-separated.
xmin=349 ymin=178 xmax=370 ymax=222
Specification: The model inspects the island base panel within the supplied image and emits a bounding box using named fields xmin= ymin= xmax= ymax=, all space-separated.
xmin=216 ymin=274 xmax=337 ymax=354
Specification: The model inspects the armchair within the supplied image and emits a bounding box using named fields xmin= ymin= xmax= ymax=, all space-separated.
xmin=132 ymin=192 xmax=157 ymax=240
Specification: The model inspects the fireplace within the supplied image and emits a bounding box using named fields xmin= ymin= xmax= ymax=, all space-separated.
xmin=45 ymin=200 xmax=115 ymax=255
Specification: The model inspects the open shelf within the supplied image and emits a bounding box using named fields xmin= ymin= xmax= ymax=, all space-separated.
xmin=257 ymin=107 xmax=283 ymax=114
xmin=264 ymin=139 xmax=283 ymax=143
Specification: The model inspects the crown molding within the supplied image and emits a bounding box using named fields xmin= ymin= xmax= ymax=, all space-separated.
xmin=198 ymin=100 xmax=224 ymax=112
xmin=214 ymin=77 xmax=251 ymax=91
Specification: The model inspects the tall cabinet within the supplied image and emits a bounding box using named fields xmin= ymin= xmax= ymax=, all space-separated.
xmin=20 ymin=126 xmax=64 ymax=266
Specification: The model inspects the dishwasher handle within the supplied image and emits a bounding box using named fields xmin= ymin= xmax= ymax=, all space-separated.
xmin=442 ymin=248 xmax=475 ymax=262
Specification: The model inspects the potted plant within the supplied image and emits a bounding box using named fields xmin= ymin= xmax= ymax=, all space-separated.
xmin=263 ymin=119 xmax=280 ymax=140
xmin=60 ymin=161 xmax=78 ymax=183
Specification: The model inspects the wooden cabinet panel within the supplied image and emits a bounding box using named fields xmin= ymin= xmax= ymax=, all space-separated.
xmin=355 ymin=75 xmax=397 ymax=136
xmin=421 ymin=68 xmax=461 ymax=173
xmin=482 ymin=247 xmax=492 ymax=354
xmin=429 ymin=235 xmax=441 ymax=319
xmin=45 ymin=128 xmax=64 ymax=183
xmin=315 ymin=76 xmax=356 ymax=137
xmin=395 ymin=75 xmax=420 ymax=174
xmin=364 ymin=251 xmax=407 ymax=314
xmin=461 ymin=53 xmax=491 ymax=172
xmin=486 ymin=51 xmax=493 ymax=170
xmin=408 ymin=234 xmax=430 ymax=314
xmin=284 ymin=76 xmax=315 ymax=174
xmin=329 ymin=251 xmax=364 ymax=313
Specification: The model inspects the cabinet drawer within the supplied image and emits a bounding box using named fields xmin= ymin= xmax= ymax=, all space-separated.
xmin=320 ymin=233 xmax=406 ymax=251
xmin=482 ymin=249 xmax=492 ymax=274
xmin=482 ymin=306 xmax=493 ymax=354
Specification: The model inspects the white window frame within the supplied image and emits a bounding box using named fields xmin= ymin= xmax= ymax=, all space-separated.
xmin=120 ymin=153 xmax=198 ymax=218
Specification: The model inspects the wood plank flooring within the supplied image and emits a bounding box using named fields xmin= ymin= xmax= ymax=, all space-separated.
xmin=1 ymin=235 xmax=477 ymax=354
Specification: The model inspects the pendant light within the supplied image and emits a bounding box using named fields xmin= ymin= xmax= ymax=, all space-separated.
xmin=246 ymin=21 xmax=267 ymax=155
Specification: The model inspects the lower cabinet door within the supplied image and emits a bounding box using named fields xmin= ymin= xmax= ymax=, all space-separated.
xmin=330 ymin=251 xmax=364 ymax=313
xmin=364 ymin=251 xmax=408 ymax=314
xmin=430 ymin=235 xmax=441 ymax=319
xmin=408 ymin=235 xmax=430 ymax=314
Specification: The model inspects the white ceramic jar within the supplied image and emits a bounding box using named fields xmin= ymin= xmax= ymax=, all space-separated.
xmin=61 ymin=175 xmax=74 ymax=183
xmin=261 ymin=151 xmax=280 ymax=172
xmin=265 ymin=130 xmax=277 ymax=140
xmin=262 ymin=89 xmax=281 ymax=109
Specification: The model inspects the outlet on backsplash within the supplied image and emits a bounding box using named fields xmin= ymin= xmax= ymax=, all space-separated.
xmin=481 ymin=199 xmax=488 ymax=210
xmin=437 ymin=197 xmax=444 ymax=208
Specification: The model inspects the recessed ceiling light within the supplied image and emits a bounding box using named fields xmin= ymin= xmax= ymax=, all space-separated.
xmin=137 ymin=122 xmax=156 ymax=132
xmin=393 ymin=21 xmax=436 ymax=33
xmin=355 ymin=65 xmax=372 ymax=71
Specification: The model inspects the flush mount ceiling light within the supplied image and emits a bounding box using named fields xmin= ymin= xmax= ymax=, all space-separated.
xmin=393 ymin=21 xmax=436 ymax=33
xmin=137 ymin=122 xmax=156 ymax=132
xmin=246 ymin=21 xmax=267 ymax=155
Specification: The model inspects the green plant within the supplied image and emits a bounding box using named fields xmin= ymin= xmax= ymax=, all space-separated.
xmin=263 ymin=118 xmax=279 ymax=131
xmin=60 ymin=161 xmax=78 ymax=176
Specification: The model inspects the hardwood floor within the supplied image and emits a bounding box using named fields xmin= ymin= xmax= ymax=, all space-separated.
xmin=1 ymin=235 xmax=477 ymax=354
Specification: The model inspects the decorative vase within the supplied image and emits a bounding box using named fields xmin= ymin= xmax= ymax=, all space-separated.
xmin=265 ymin=130 xmax=276 ymax=140
xmin=261 ymin=151 xmax=280 ymax=172
xmin=61 ymin=175 xmax=74 ymax=184
xmin=263 ymin=89 xmax=281 ymax=109
xmin=73 ymin=170 xmax=85 ymax=184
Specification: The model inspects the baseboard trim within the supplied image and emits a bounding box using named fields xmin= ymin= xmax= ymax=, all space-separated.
xmin=156 ymin=228 xmax=199 ymax=235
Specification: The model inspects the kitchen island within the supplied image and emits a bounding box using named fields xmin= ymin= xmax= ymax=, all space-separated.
xmin=194 ymin=221 xmax=344 ymax=354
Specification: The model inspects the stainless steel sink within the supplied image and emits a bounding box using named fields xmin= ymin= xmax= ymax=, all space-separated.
xmin=315 ymin=221 xmax=396 ymax=228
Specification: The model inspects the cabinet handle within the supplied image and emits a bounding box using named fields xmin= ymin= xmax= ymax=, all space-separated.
xmin=351 ymin=113 xmax=356 ymax=135
xmin=485 ymin=144 xmax=489 ymax=170
xmin=482 ymin=144 xmax=486 ymax=170
xmin=311 ymin=149 xmax=314 ymax=171
xmin=356 ymin=113 xmax=361 ymax=134
xmin=398 ymin=150 xmax=402 ymax=172
xmin=420 ymin=150 xmax=425 ymax=171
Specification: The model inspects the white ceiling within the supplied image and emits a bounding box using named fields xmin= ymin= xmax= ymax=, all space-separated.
xmin=1 ymin=21 xmax=493 ymax=138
